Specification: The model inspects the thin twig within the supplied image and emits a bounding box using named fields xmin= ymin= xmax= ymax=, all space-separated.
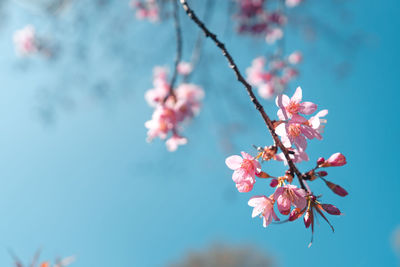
xmin=163 ymin=0 xmax=182 ymax=102
xmin=184 ymin=0 xmax=215 ymax=82
xmin=179 ymin=0 xmax=307 ymax=191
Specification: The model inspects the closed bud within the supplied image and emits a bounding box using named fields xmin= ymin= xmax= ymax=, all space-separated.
xmin=318 ymin=171 xmax=328 ymax=177
xmin=256 ymin=171 xmax=270 ymax=178
xmin=317 ymin=157 xmax=325 ymax=166
xmin=303 ymin=209 xmax=312 ymax=228
xmin=325 ymin=180 xmax=348 ymax=197
xmin=270 ymin=179 xmax=279 ymax=187
xmin=321 ymin=153 xmax=347 ymax=167
xmin=321 ymin=204 xmax=341 ymax=215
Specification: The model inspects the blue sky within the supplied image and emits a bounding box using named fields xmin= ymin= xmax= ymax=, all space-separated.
xmin=0 ymin=0 xmax=398 ymax=266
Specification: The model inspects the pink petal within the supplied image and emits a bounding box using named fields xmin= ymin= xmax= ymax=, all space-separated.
xmin=299 ymin=102 xmax=317 ymax=115
xmin=316 ymin=109 xmax=328 ymax=117
xmin=248 ymin=195 xmax=266 ymax=207
xmin=225 ymin=155 xmax=243 ymax=170
xmin=275 ymin=94 xmax=290 ymax=109
xmin=232 ymin=169 xmax=246 ymax=183
xmin=291 ymin=86 xmax=302 ymax=102
xmin=291 ymin=114 xmax=307 ymax=123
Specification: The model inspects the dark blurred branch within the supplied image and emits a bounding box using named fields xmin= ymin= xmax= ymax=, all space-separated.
xmin=179 ymin=0 xmax=307 ymax=191
xmin=164 ymin=0 xmax=182 ymax=102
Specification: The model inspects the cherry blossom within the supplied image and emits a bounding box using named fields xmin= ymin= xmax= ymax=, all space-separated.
xmin=130 ymin=0 xmax=159 ymax=22
xmin=275 ymin=87 xmax=317 ymax=120
xmin=166 ymin=135 xmax=188 ymax=152
xmin=273 ymin=184 xmax=307 ymax=215
xmin=248 ymin=195 xmax=280 ymax=227
xmin=275 ymin=114 xmax=322 ymax=150
xmin=13 ymin=25 xmax=37 ymax=56
xmin=177 ymin=61 xmax=193 ymax=76
xmin=225 ymin=152 xmax=261 ymax=192
xmin=285 ymin=0 xmax=303 ymax=8
xmin=246 ymin=55 xmax=302 ymax=99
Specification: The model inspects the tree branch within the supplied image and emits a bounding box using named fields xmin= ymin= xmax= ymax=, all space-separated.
xmin=179 ymin=0 xmax=307 ymax=191
xmin=164 ymin=0 xmax=182 ymax=102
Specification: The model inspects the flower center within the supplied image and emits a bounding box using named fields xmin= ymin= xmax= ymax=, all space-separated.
xmin=288 ymin=124 xmax=301 ymax=137
xmin=286 ymin=101 xmax=300 ymax=114
xmin=241 ymin=159 xmax=254 ymax=172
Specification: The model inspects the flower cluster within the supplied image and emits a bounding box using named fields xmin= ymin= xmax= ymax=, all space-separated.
xmin=13 ymin=25 xmax=38 ymax=57
xmin=144 ymin=66 xmax=204 ymax=151
xmin=234 ymin=0 xmax=287 ymax=44
xmin=130 ymin=0 xmax=159 ymax=22
xmin=225 ymin=87 xmax=347 ymax=245
xmin=246 ymin=51 xmax=302 ymax=99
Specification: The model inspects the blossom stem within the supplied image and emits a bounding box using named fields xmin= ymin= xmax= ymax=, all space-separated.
xmin=179 ymin=0 xmax=308 ymax=191
xmin=164 ymin=0 xmax=182 ymax=102
xmin=184 ymin=0 xmax=215 ymax=83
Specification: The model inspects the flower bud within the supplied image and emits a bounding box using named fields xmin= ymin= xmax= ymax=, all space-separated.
xmin=289 ymin=208 xmax=302 ymax=221
xmin=317 ymin=171 xmax=328 ymax=177
xmin=321 ymin=204 xmax=341 ymax=215
xmin=270 ymin=179 xmax=279 ymax=187
xmin=256 ymin=171 xmax=270 ymax=178
xmin=321 ymin=153 xmax=347 ymax=167
xmin=303 ymin=209 xmax=312 ymax=228
xmin=317 ymin=157 xmax=325 ymax=166
xmin=325 ymin=180 xmax=348 ymax=197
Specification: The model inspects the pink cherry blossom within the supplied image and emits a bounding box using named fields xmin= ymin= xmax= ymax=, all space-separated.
xmin=130 ymin=0 xmax=159 ymax=22
xmin=275 ymin=114 xmax=322 ymax=151
xmin=266 ymin=27 xmax=283 ymax=44
xmin=288 ymin=51 xmax=303 ymax=64
xmin=13 ymin=25 xmax=37 ymax=56
xmin=177 ymin=61 xmax=193 ymax=76
xmin=145 ymin=67 xmax=170 ymax=107
xmin=273 ymin=184 xmax=307 ymax=215
xmin=248 ymin=195 xmax=280 ymax=227
xmin=145 ymin=105 xmax=177 ymax=141
xmin=166 ymin=135 xmax=187 ymax=152
xmin=285 ymin=0 xmax=303 ymax=8
xmin=225 ymin=152 xmax=261 ymax=192
xmin=257 ymin=83 xmax=275 ymax=99
xmin=276 ymin=87 xmax=317 ymax=120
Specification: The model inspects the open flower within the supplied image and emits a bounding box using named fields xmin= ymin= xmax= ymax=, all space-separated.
xmin=275 ymin=114 xmax=322 ymax=151
xmin=276 ymin=87 xmax=317 ymax=120
xmin=166 ymin=135 xmax=187 ymax=152
xmin=273 ymin=184 xmax=307 ymax=215
xmin=248 ymin=196 xmax=280 ymax=227
xmin=226 ymin=152 xmax=261 ymax=192
xmin=13 ymin=25 xmax=38 ymax=56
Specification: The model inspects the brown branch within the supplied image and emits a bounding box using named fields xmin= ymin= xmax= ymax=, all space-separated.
xmin=179 ymin=0 xmax=307 ymax=191
xmin=164 ymin=0 xmax=182 ymax=102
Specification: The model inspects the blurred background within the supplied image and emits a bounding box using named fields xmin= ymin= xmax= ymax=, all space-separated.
xmin=0 ymin=0 xmax=398 ymax=266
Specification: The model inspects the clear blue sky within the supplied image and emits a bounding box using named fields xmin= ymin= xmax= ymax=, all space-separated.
xmin=0 ymin=0 xmax=398 ymax=266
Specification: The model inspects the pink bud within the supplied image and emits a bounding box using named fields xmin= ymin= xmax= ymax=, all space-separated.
xmin=321 ymin=204 xmax=341 ymax=215
xmin=321 ymin=153 xmax=347 ymax=167
xmin=303 ymin=209 xmax=312 ymax=228
xmin=317 ymin=157 xmax=325 ymax=166
xmin=270 ymin=179 xmax=279 ymax=187
xmin=318 ymin=171 xmax=328 ymax=177
xmin=256 ymin=171 xmax=270 ymax=178
xmin=289 ymin=208 xmax=303 ymax=221
xmin=325 ymin=180 xmax=348 ymax=197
